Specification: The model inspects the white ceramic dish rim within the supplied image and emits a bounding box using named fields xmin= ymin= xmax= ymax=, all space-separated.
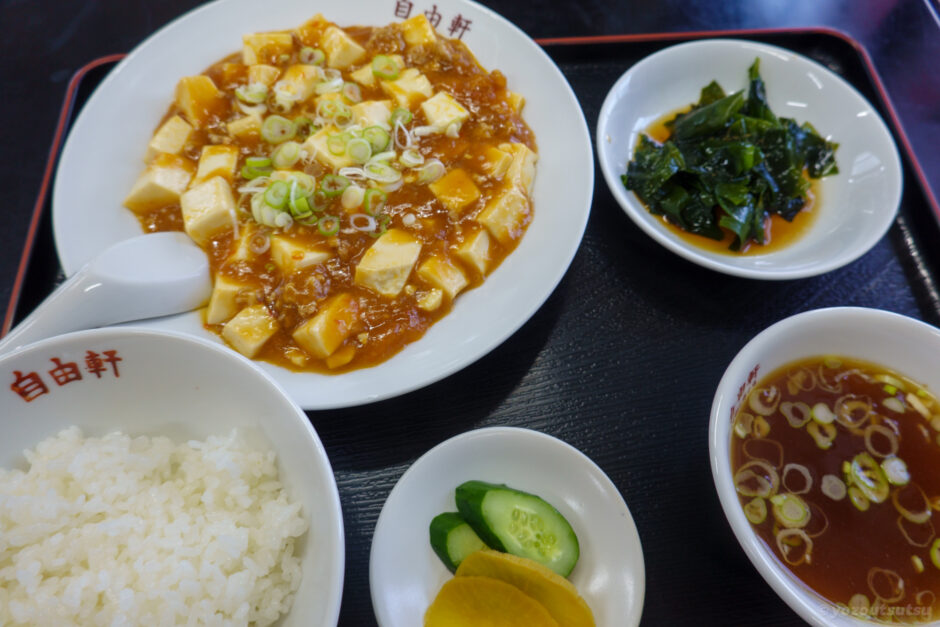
xmin=709 ymin=307 xmax=940 ymax=626
xmin=50 ymin=0 xmax=593 ymax=410
xmin=596 ymin=38 xmax=903 ymax=280
xmin=0 ymin=325 xmax=346 ymax=626
xmin=369 ymin=426 xmax=645 ymax=627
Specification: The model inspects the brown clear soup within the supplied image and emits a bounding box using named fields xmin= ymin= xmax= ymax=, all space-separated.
xmin=731 ymin=356 xmax=940 ymax=623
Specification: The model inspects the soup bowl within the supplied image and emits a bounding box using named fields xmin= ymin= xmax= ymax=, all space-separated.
xmin=710 ymin=307 xmax=940 ymax=626
xmin=0 ymin=327 xmax=344 ymax=626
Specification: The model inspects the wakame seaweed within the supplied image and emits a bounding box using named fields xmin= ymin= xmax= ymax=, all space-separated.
xmin=622 ymin=59 xmax=839 ymax=250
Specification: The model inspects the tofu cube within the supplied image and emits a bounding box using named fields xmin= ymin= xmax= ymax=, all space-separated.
xmin=248 ymin=63 xmax=281 ymax=86
xmin=349 ymin=64 xmax=375 ymax=88
xmin=270 ymin=235 xmax=332 ymax=274
xmin=222 ymin=304 xmax=279 ymax=358
xmin=206 ymin=275 xmax=247 ymax=325
xmin=228 ymin=224 xmax=259 ymax=263
xmin=476 ymin=188 xmax=530 ymax=245
xmin=242 ymin=32 xmax=294 ymax=65
xmin=502 ymin=142 xmax=538 ymax=195
xmin=292 ymin=293 xmax=359 ymax=358
xmin=325 ymin=344 xmax=356 ymax=369
xmin=302 ymin=125 xmax=355 ymax=170
xmin=507 ymin=91 xmax=526 ymax=114
xmin=354 ymin=229 xmax=422 ymax=298
xmin=399 ymin=14 xmax=438 ymax=46
xmin=321 ymin=25 xmax=366 ymax=69
xmin=179 ymin=176 xmax=236 ymax=246
xmin=273 ymin=64 xmax=322 ymax=106
xmin=123 ymin=154 xmax=194 ymax=214
xmin=175 ymin=76 xmax=226 ymax=128
xmin=456 ymin=228 xmax=492 ymax=275
xmin=145 ymin=115 xmax=192 ymax=162
xmin=227 ymin=114 xmax=262 ymax=141
xmin=420 ymin=92 xmax=469 ymax=134
xmin=416 ymin=288 xmax=443 ymax=312
xmin=351 ymin=100 xmax=393 ymax=130
xmin=417 ymin=255 xmax=468 ymax=300
xmin=194 ymin=145 xmax=239 ymax=184
xmin=429 ymin=168 xmax=481 ymax=216
xmin=295 ymin=13 xmax=329 ymax=48
xmin=475 ymin=145 xmax=512 ymax=179
xmin=381 ymin=68 xmax=433 ymax=108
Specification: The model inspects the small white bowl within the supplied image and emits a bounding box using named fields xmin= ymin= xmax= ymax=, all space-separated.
xmin=369 ymin=426 xmax=645 ymax=627
xmin=0 ymin=327 xmax=344 ymax=626
xmin=597 ymin=39 xmax=902 ymax=279
xmin=709 ymin=307 xmax=940 ymax=626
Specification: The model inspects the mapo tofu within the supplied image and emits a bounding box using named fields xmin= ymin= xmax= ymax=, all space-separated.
xmin=124 ymin=14 xmax=537 ymax=373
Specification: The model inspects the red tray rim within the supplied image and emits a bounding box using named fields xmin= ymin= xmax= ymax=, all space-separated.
xmin=4 ymin=27 xmax=938 ymax=336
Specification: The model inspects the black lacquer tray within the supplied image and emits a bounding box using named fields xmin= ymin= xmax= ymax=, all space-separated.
xmin=5 ymin=29 xmax=940 ymax=626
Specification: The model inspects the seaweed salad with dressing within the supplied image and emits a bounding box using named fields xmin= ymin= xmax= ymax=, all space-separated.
xmin=622 ymin=59 xmax=839 ymax=251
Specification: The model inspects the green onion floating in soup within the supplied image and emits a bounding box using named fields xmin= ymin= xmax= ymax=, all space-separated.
xmin=730 ymin=356 xmax=940 ymax=624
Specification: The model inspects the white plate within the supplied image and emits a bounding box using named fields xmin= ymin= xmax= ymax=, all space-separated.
xmin=369 ymin=427 xmax=645 ymax=626
xmin=52 ymin=0 xmax=592 ymax=409
xmin=596 ymin=39 xmax=902 ymax=279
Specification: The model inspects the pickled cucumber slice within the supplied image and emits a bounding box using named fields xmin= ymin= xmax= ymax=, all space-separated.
xmin=455 ymin=481 xmax=580 ymax=577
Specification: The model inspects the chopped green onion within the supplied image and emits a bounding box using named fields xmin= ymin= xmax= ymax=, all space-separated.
xmin=364 ymin=161 xmax=401 ymax=184
xmin=848 ymin=485 xmax=870 ymax=511
xmin=264 ymin=181 xmax=290 ymax=209
xmin=299 ymin=46 xmax=325 ymax=65
xmin=261 ymin=115 xmax=296 ymax=144
xmin=400 ymin=148 xmax=424 ymax=168
xmin=882 ymin=457 xmax=910 ymax=486
xmin=341 ymin=184 xmax=365 ymax=210
xmin=363 ymin=126 xmax=390 ymax=153
xmin=235 ymin=83 xmax=268 ymax=104
xmin=368 ymin=213 xmax=390 ymax=238
xmin=317 ymin=99 xmax=341 ymax=119
xmin=416 ymin=159 xmax=445 ymax=184
xmin=390 ymin=107 xmax=413 ymax=127
xmin=327 ymin=132 xmax=348 ymax=156
xmin=810 ymin=402 xmax=836 ymax=425
xmin=321 ymin=174 xmax=350 ymax=197
xmin=744 ymin=497 xmax=767 ymax=525
xmin=333 ymin=102 xmax=353 ymax=126
xmin=931 ymin=538 xmax=940 ymax=570
xmin=771 ymin=493 xmax=809 ymax=528
xmin=372 ymin=55 xmax=400 ymax=80
xmin=241 ymin=156 xmax=273 ymax=180
xmin=347 ymin=137 xmax=372 ymax=164
xmin=884 ymin=384 xmax=898 ymax=395
xmin=342 ymin=82 xmax=362 ymax=103
xmin=363 ymin=188 xmax=387 ymax=216
xmin=317 ymin=215 xmax=340 ymax=236
xmin=882 ymin=397 xmax=905 ymax=413
xmin=316 ymin=76 xmax=344 ymax=95
xmin=293 ymin=116 xmax=313 ymax=137
xmin=311 ymin=189 xmax=330 ymax=212
xmin=289 ymin=193 xmax=312 ymax=218
xmin=848 ymin=452 xmax=890 ymax=504
xmin=271 ymin=141 xmax=301 ymax=169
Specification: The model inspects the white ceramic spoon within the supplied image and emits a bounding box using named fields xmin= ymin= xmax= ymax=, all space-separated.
xmin=0 ymin=232 xmax=211 ymax=355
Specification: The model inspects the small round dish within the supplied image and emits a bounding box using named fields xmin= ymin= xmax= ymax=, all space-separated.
xmin=51 ymin=0 xmax=593 ymax=410
xmin=369 ymin=426 xmax=645 ymax=627
xmin=710 ymin=307 xmax=940 ymax=626
xmin=0 ymin=327 xmax=344 ymax=626
xmin=596 ymin=39 xmax=902 ymax=280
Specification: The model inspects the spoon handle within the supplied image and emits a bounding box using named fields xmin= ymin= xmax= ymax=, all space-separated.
xmin=0 ymin=266 xmax=99 ymax=356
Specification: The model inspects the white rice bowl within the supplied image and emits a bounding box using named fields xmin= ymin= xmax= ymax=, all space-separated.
xmin=0 ymin=328 xmax=344 ymax=626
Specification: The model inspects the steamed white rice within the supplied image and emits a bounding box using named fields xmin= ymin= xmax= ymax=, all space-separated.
xmin=0 ymin=427 xmax=308 ymax=626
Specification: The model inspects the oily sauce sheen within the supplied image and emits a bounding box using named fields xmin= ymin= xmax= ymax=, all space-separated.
xmin=731 ymin=357 xmax=940 ymax=623
xmin=133 ymin=18 xmax=536 ymax=373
